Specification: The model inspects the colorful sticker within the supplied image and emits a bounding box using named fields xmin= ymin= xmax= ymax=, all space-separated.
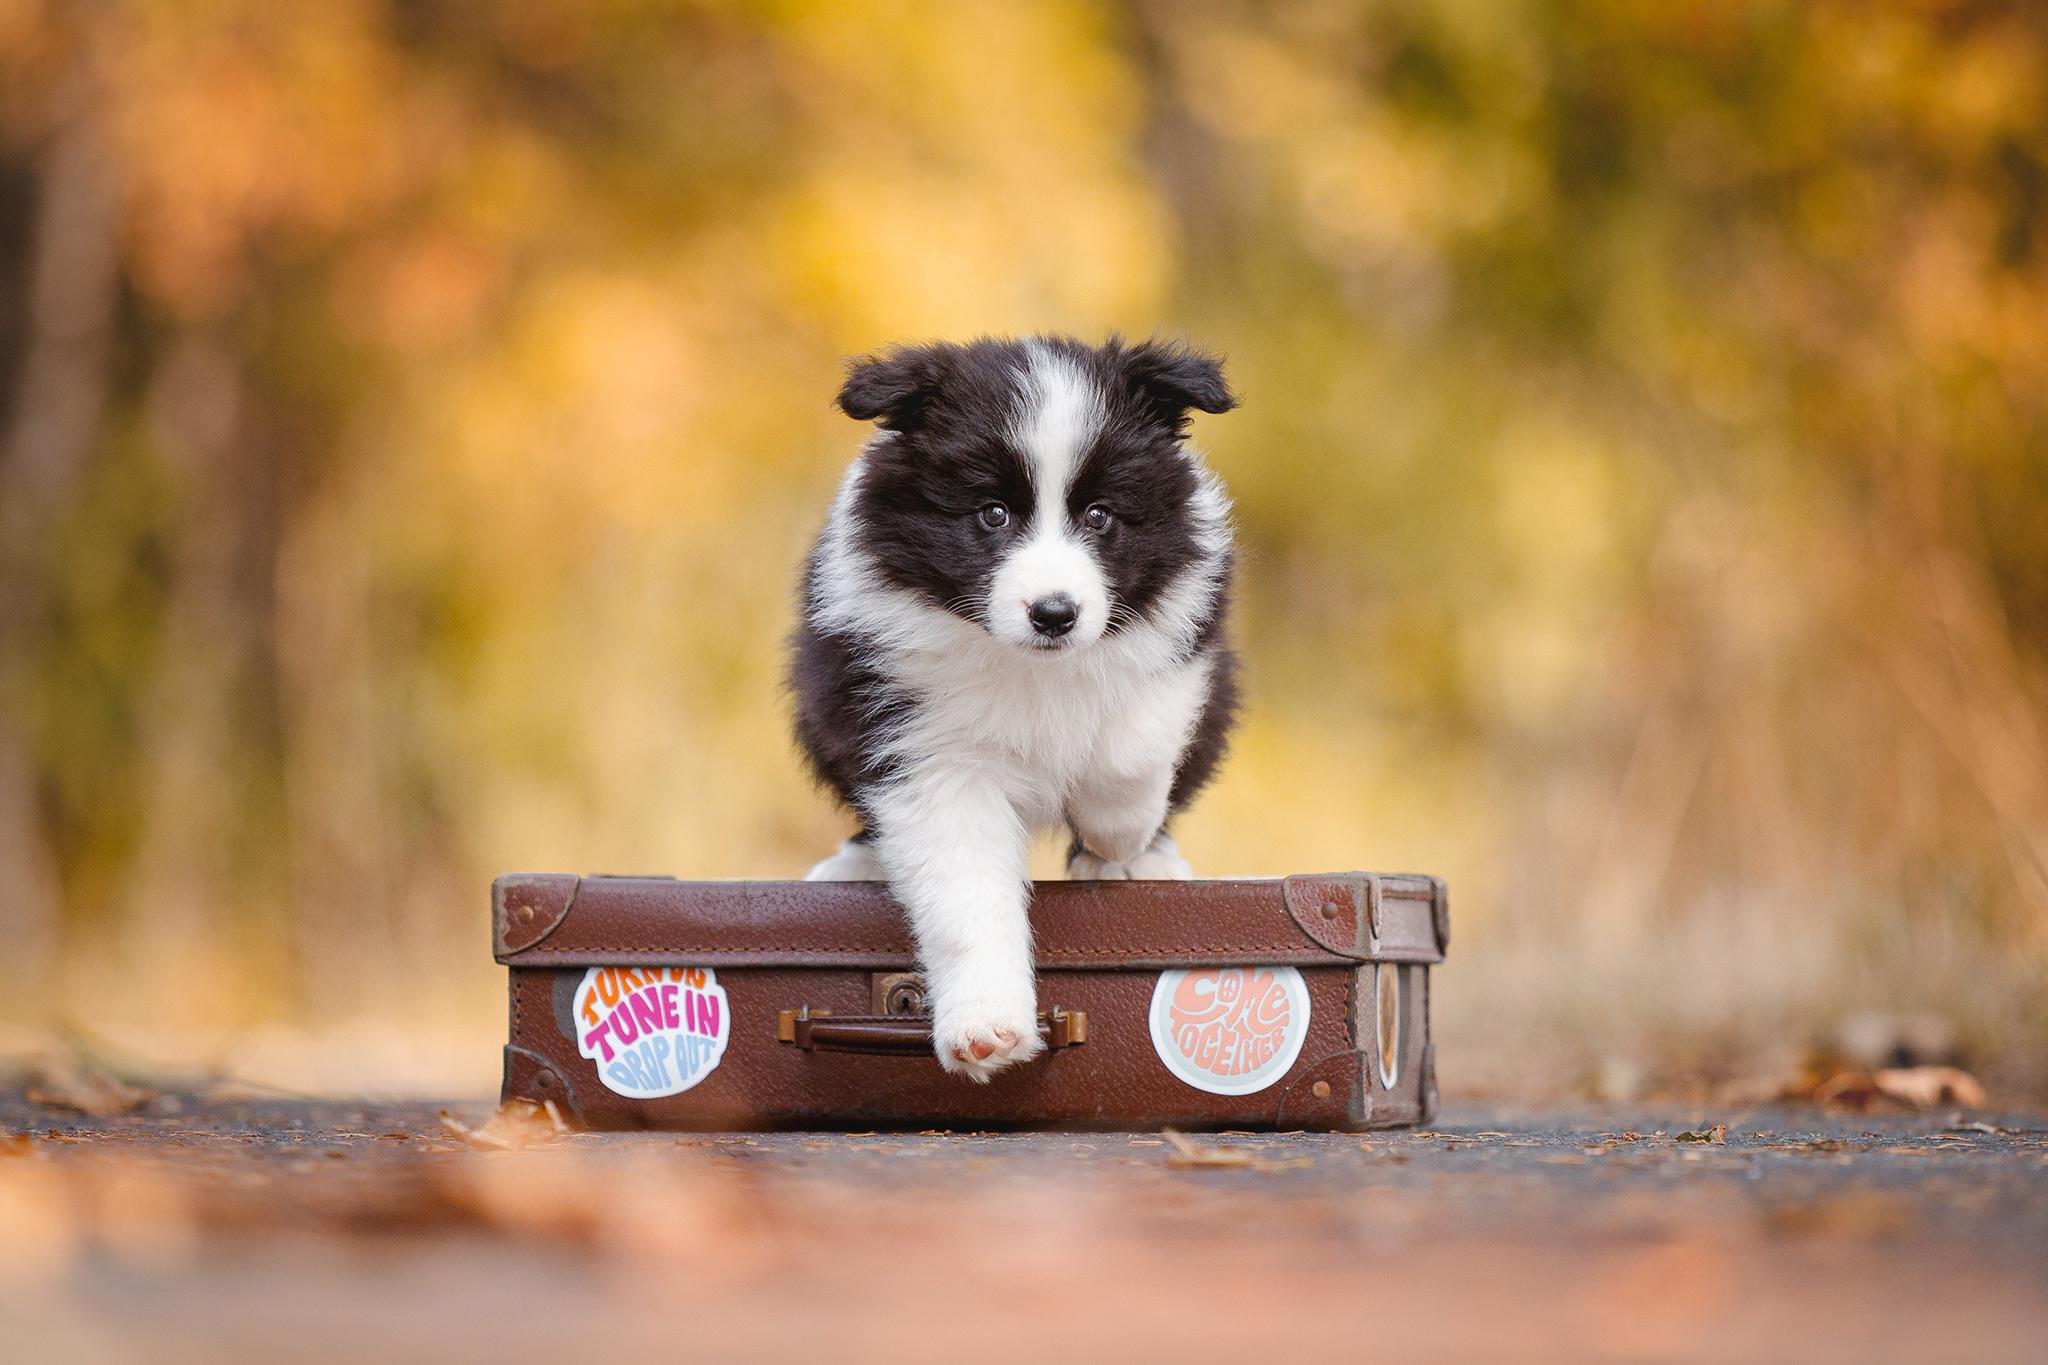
xmin=574 ymin=966 xmax=729 ymax=1099
xmin=1148 ymin=966 xmax=1310 ymax=1096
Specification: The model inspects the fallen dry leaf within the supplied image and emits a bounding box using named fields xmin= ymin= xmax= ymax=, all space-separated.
xmin=1803 ymin=1139 xmax=1855 ymax=1153
xmin=1162 ymin=1129 xmax=1257 ymax=1168
xmin=25 ymin=1063 xmax=156 ymax=1118
xmin=1160 ymin=1129 xmax=1312 ymax=1171
xmin=1813 ymin=1070 xmax=1886 ymax=1110
xmin=1811 ymin=1065 xmax=1988 ymax=1112
xmin=439 ymin=1099 xmax=569 ymax=1151
xmin=1676 ymin=1126 xmax=1728 ymax=1144
xmin=1875 ymin=1066 xmax=1988 ymax=1109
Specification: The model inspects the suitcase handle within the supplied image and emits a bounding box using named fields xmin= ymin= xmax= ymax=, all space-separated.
xmin=775 ymin=1007 xmax=1087 ymax=1054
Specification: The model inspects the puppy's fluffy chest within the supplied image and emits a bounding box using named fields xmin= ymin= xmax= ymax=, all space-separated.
xmin=880 ymin=622 xmax=1214 ymax=805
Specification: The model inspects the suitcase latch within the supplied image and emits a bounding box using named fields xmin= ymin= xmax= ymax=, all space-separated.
xmin=870 ymin=971 xmax=929 ymax=1016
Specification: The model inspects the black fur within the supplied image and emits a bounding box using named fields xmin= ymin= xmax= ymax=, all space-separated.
xmin=844 ymin=338 xmax=1041 ymax=629
xmin=789 ymin=593 xmax=907 ymax=825
xmin=1169 ymin=637 xmax=1239 ymax=811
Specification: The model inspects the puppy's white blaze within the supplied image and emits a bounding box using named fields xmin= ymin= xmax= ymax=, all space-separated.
xmin=1012 ymin=343 xmax=1100 ymax=503
xmin=985 ymin=346 xmax=1109 ymax=647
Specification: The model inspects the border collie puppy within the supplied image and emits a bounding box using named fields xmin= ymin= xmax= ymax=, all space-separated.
xmin=790 ymin=335 xmax=1239 ymax=1080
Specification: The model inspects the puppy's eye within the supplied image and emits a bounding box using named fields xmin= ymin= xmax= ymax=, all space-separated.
xmin=1083 ymin=504 xmax=1112 ymax=532
xmin=978 ymin=503 xmax=1010 ymax=530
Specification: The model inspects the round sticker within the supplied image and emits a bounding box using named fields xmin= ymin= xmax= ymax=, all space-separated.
xmin=574 ymin=966 xmax=730 ymax=1099
xmin=1148 ymin=966 xmax=1311 ymax=1096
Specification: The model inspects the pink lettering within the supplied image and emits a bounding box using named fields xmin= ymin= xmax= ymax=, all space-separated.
xmin=660 ymin=983 xmax=681 ymax=1030
xmin=609 ymin=1002 xmax=640 ymax=1044
xmin=629 ymin=989 xmax=663 ymax=1036
xmin=697 ymin=992 xmax=720 ymax=1037
xmin=583 ymin=1018 xmax=617 ymax=1062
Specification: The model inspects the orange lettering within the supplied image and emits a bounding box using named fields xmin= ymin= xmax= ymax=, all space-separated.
xmin=1195 ymin=1022 xmax=1222 ymax=1070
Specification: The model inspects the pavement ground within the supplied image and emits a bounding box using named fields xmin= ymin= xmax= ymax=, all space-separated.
xmin=3 ymin=1089 xmax=2045 ymax=1363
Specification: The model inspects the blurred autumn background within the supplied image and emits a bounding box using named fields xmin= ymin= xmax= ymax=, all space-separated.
xmin=0 ymin=0 xmax=2043 ymax=1103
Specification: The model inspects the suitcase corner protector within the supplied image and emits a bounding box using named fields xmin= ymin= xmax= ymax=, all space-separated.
xmin=1281 ymin=872 xmax=1378 ymax=959
xmin=502 ymin=1042 xmax=582 ymax=1119
xmin=494 ymin=873 xmax=582 ymax=958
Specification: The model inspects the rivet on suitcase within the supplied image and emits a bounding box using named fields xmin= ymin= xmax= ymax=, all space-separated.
xmin=495 ymin=873 xmax=1448 ymax=1131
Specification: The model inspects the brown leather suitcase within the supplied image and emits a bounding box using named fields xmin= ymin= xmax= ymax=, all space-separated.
xmin=495 ymin=872 xmax=1447 ymax=1132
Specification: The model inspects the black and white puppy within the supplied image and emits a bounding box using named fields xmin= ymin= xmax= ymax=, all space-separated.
xmin=789 ymin=335 xmax=1239 ymax=1080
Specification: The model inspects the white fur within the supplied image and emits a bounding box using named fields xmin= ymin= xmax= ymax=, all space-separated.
xmin=802 ymin=837 xmax=884 ymax=881
xmin=1067 ymin=830 xmax=1193 ymax=880
xmin=804 ymin=343 xmax=1230 ymax=1080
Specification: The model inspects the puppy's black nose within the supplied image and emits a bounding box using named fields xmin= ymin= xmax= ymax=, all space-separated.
xmin=1028 ymin=593 xmax=1079 ymax=639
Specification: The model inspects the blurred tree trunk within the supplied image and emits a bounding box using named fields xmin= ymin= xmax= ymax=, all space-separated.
xmin=120 ymin=337 xmax=274 ymax=1030
xmin=0 ymin=47 xmax=120 ymax=1019
xmin=276 ymin=484 xmax=401 ymax=1021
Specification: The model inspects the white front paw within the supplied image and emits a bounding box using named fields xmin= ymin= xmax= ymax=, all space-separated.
xmin=1124 ymin=831 xmax=1193 ymax=880
xmin=933 ymin=1002 xmax=1045 ymax=1082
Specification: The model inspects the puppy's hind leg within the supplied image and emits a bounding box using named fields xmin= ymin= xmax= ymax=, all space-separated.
xmin=1065 ymin=838 xmax=1117 ymax=880
xmin=1065 ymin=766 xmax=1190 ymax=880
xmin=1066 ymin=829 xmax=1193 ymax=880
xmin=803 ymin=836 xmax=886 ymax=881
xmin=1125 ymin=830 xmax=1193 ymax=880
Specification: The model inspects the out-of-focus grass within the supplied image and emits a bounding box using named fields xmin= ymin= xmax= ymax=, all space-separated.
xmin=0 ymin=1 xmax=2044 ymax=1099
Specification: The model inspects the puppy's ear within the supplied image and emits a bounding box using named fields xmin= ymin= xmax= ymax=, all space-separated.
xmin=1118 ymin=337 xmax=1236 ymax=428
xmin=837 ymin=347 xmax=944 ymax=430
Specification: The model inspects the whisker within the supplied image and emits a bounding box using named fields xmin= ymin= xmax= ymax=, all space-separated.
xmin=942 ymin=592 xmax=989 ymax=620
